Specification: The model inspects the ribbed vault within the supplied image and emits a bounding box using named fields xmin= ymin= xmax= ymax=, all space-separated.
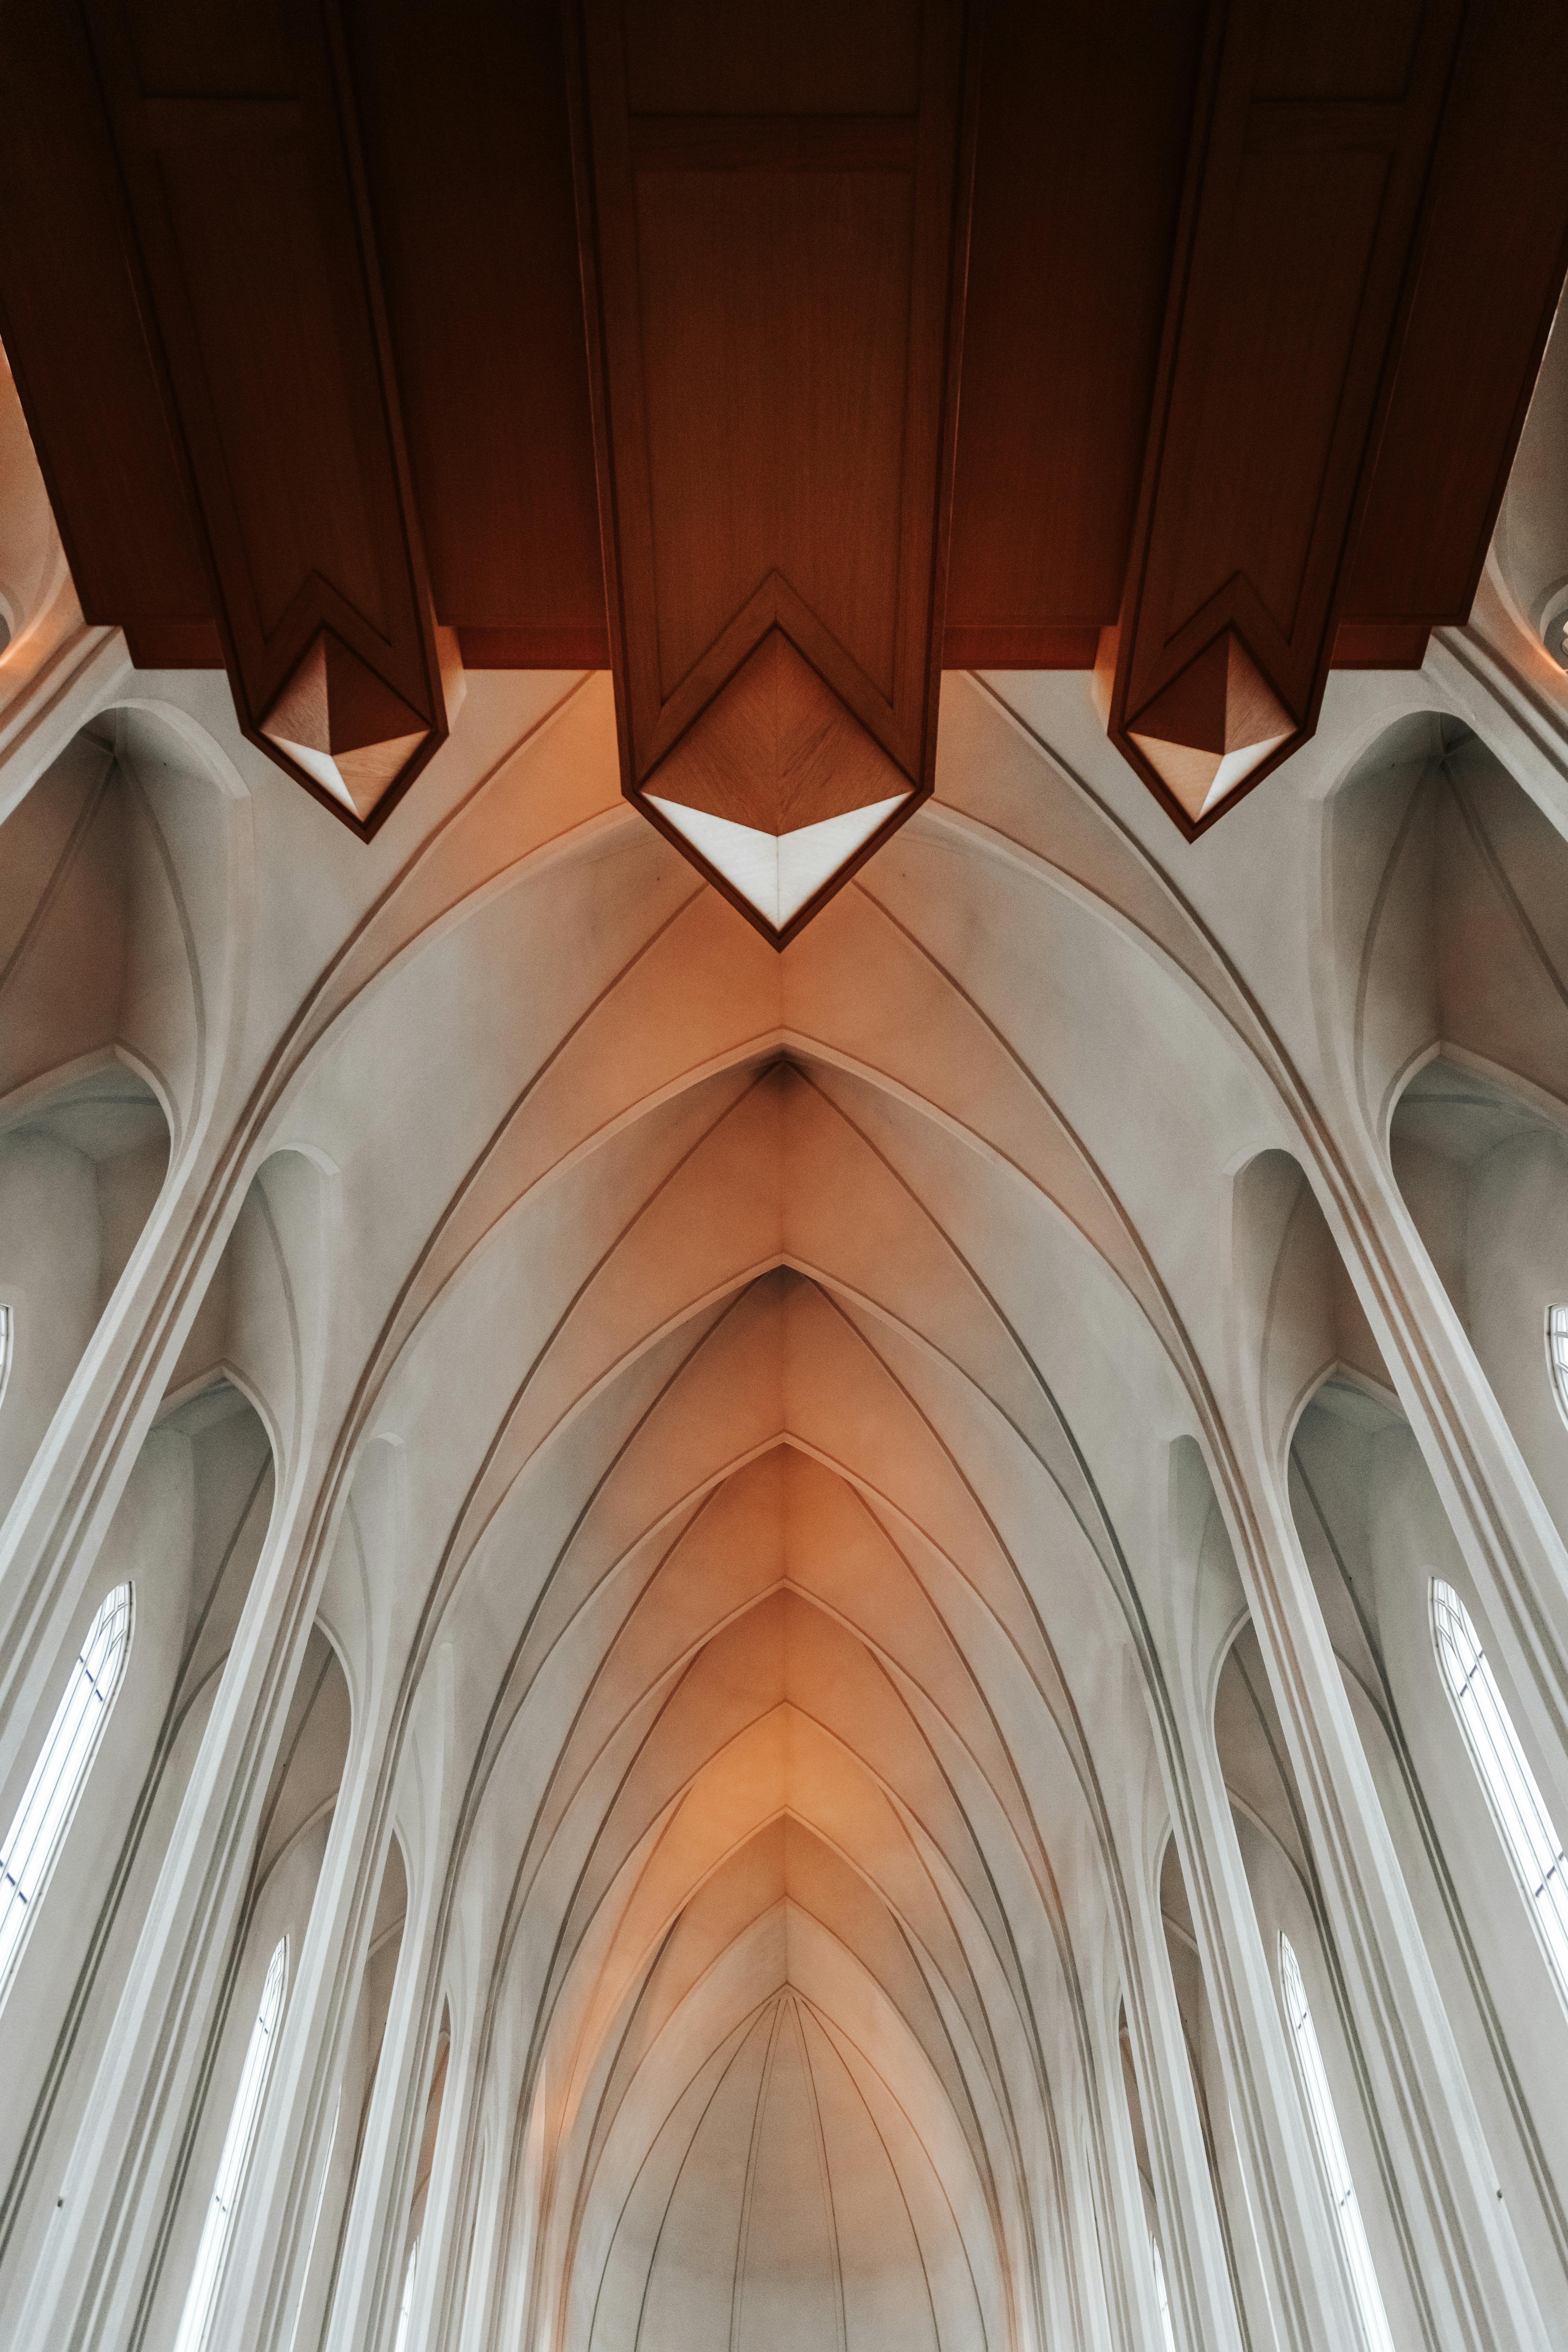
xmin=277 ymin=732 xmax=1282 ymax=2352
xmin=17 ymin=611 xmax=1568 ymax=2352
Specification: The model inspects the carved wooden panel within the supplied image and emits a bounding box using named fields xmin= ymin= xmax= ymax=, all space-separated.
xmin=78 ymin=0 xmax=456 ymax=834
xmin=567 ymin=0 xmax=979 ymax=944
xmin=1104 ymin=0 xmax=1469 ymax=835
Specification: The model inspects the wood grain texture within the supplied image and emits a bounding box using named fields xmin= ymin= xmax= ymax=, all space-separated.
xmin=77 ymin=0 xmax=453 ymax=834
xmin=568 ymin=0 xmax=980 ymax=943
xmin=648 ymin=630 xmax=909 ymax=830
xmin=1340 ymin=0 xmax=1568 ymax=627
xmin=457 ymin=625 xmax=610 ymax=670
xmin=122 ymin=620 xmax=224 ymax=669
xmin=0 ymin=2 xmax=212 ymax=636
xmin=943 ymin=625 xmax=1101 ymax=671
xmin=1331 ymin=620 xmax=1430 ymax=668
xmin=344 ymin=0 xmax=607 ymax=645
xmin=2 ymin=0 xmax=1566 ymax=856
xmin=944 ymin=0 xmax=1205 ymax=642
xmin=1104 ymin=0 xmax=1473 ymax=835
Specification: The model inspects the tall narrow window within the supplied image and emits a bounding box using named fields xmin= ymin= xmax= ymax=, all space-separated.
xmin=0 ymin=1581 xmax=131 ymax=2000
xmin=0 ymin=1302 xmax=12 ymax=1407
xmin=173 ymin=1936 xmax=287 ymax=2352
xmin=1150 ymin=2233 xmax=1179 ymax=2352
xmin=1279 ymin=1935 xmax=1395 ymax=2352
xmin=1432 ymin=1577 xmax=1568 ymax=1998
xmin=393 ymin=2237 xmax=418 ymax=2352
xmin=1547 ymin=1305 xmax=1568 ymax=1430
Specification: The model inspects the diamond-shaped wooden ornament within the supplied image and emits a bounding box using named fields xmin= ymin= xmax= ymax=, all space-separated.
xmin=1127 ymin=630 xmax=1294 ymax=825
xmin=260 ymin=629 xmax=432 ymax=824
xmin=642 ymin=629 xmax=913 ymax=942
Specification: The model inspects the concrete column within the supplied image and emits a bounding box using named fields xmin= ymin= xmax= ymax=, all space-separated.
xmin=1093 ymin=1988 xmax=1168 ymax=2352
xmin=320 ymin=1848 xmax=448 ymax=2352
xmin=1232 ymin=1410 xmax=1553 ymax=2352
xmin=1160 ymin=1711 xmax=1356 ymax=2352
xmin=0 ymin=1130 xmax=240 ymax=1803
xmin=206 ymin=1698 xmax=406 ymax=2352
xmin=1332 ymin=1132 xmax=1568 ymax=1822
xmin=1119 ymin=1848 xmax=1245 ymax=2352
xmin=8 ymin=1471 xmax=327 ymax=2352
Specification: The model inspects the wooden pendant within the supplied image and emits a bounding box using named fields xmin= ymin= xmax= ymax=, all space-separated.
xmin=77 ymin=0 xmax=458 ymax=836
xmin=1103 ymin=0 xmax=1470 ymax=835
xmin=566 ymin=0 xmax=981 ymax=943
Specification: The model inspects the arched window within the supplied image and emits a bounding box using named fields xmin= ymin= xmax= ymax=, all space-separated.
xmin=393 ymin=2237 xmax=419 ymax=2352
xmin=173 ymin=1936 xmax=288 ymax=2352
xmin=0 ymin=1581 xmax=131 ymax=2000
xmin=1548 ymin=1305 xmax=1568 ymax=1430
xmin=1279 ymin=1935 xmax=1395 ymax=2352
xmin=1150 ymin=2232 xmax=1178 ymax=2352
xmin=1431 ymin=1577 xmax=1568 ymax=1998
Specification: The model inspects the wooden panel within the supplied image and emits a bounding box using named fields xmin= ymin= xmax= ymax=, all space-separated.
xmin=943 ymin=626 xmax=1101 ymax=671
xmin=945 ymin=0 xmax=1205 ymax=642
xmin=1342 ymin=0 xmax=1568 ymax=626
xmin=1104 ymin=0 xmax=1467 ymax=835
xmin=123 ymin=619 xmax=225 ymax=669
xmin=457 ymin=625 xmax=610 ymax=670
xmin=1330 ymin=620 xmax=1430 ymax=668
xmin=0 ymin=2 xmax=211 ymax=635
xmin=78 ymin=0 xmax=454 ymax=834
xmin=568 ymin=0 xmax=979 ymax=945
xmin=344 ymin=0 xmax=607 ymax=645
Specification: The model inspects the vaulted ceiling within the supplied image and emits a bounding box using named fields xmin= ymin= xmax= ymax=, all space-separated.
xmin=5 ymin=13 xmax=1568 ymax=2352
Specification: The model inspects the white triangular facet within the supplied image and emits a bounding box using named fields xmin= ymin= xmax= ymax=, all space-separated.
xmin=1196 ymin=733 xmax=1292 ymax=818
xmin=273 ymin=737 xmax=360 ymax=813
xmin=775 ymin=796 xmax=907 ymax=923
xmin=647 ymin=793 xmax=908 ymax=931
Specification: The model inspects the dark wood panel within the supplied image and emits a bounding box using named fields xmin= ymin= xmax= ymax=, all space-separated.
xmin=345 ymin=0 xmax=606 ymax=642
xmin=5 ymin=0 xmax=1567 ymax=864
xmin=635 ymin=164 xmax=916 ymax=703
xmin=944 ymin=626 xmax=1101 ymax=670
xmin=81 ymin=0 xmax=454 ymax=834
xmin=1343 ymin=0 xmax=1568 ymax=625
xmin=457 ymin=625 xmax=610 ymax=669
xmin=0 ymin=1 xmax=211 ymax=632
xmin=123 ymin=619 xmax=225 ymax=669
xmin=1330 ymin=620 xmax=1430 ymax=668
xmin=1105 ymin=0 xmax=1467 ymax=837
xmin=945 ymin=0 xmax=1205 ymax=638
xmin=619 ymin=0 xmax=922 ymax=116
xmin=569 ymin=0 xmax=980 ymax=944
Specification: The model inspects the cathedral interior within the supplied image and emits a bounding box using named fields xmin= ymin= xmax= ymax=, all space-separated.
xmin=5 ymin=5 xmax=1568 ymax=2350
